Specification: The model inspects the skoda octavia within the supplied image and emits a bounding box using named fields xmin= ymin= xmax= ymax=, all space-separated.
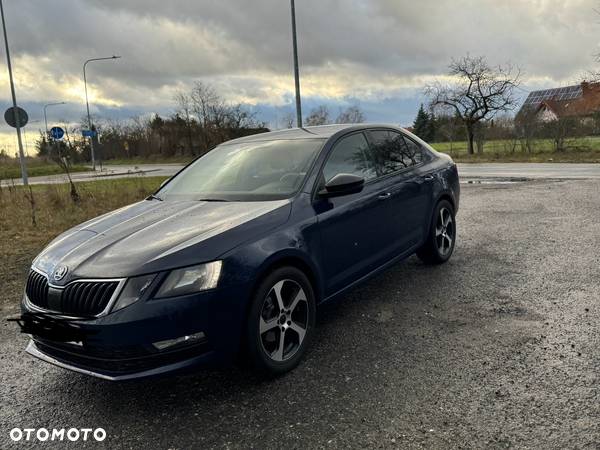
xmin=18 ymin=124 xmax=459 ymax=380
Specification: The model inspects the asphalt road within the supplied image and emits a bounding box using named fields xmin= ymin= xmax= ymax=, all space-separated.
xmin=3 ymin=162 xmax=600 ymax=186
xmin=1 ymin=179 xmax=600 ymax=448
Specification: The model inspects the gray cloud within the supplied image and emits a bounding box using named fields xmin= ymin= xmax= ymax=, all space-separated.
xmin=0 ymin=0 xmax=598 ymax=144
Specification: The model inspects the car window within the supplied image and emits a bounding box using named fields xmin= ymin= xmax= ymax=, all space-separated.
xmin=322 ymin=133 xmax=376 ymax=182
xmin=157 ymin=138 xmax=325 ymax=201
xmin=368 ymin=130 xmax=426 ymax=176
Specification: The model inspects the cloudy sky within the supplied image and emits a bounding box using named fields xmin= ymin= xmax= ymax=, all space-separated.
xmin=0 ymin=0 xmax=598 ymax=154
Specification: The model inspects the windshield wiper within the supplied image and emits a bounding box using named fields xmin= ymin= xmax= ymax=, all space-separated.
xmin=146 ymin=194 xmax=163 ymax=201
xmin=197 ymin=198 xmax=230 ymax=202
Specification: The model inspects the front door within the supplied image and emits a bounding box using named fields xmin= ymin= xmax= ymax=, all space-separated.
xmin=314 ymin=132 xmax=399 ymax=296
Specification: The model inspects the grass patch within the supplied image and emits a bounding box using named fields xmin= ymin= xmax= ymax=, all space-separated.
xmin=0 ymin=158 xmax=89 ymax=180
xmin=432 ymin=136 xmax=600 ymax=163
xmin=102 ymin=155 xmax=195 ymax=165
xmin=0 ymin=176 xmax=167 ymax=309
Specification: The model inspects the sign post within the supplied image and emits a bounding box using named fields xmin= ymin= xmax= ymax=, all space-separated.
xmin=0 ymin=0 xmax=28 ymax=185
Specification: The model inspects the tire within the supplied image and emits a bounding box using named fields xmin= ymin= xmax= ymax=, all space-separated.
xmin=244 ymin=266 xmax=316 ymax=375
xmin=417 ymin=199 xmax=456 ymax=265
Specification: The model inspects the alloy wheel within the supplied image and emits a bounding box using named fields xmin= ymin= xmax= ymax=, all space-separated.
xmin=435 ymin=207 xmax=454 ymax=256
xmin=259 ymin=279 xmax=309 ymax=362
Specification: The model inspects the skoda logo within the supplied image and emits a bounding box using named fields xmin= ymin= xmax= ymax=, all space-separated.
xmin=53 ymin=265 xmax=68 ymax=282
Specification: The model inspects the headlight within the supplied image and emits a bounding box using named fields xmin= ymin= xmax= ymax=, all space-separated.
xmin=112 ymin=274 xmax=156 ymax=312
xmin=155 ymin=261 xmax=222 ymax=298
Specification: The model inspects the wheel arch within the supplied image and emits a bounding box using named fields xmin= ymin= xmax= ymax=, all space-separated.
xmin=252 ymin=251 xmax=322 ymax=303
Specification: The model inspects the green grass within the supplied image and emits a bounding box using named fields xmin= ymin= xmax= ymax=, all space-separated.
xmin=0 ymin=176 xmax=168 ymax=308
xmin=0 ymin=158 xmax=89 ymax=180
xmin=432 ymin=136 xmax=600 ymax=163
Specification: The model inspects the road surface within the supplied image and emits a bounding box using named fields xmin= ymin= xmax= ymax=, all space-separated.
xmin=2 ymin=163 xmax=600 ymax=186
xmin=1 ymin=179 xmax=599 ymax=448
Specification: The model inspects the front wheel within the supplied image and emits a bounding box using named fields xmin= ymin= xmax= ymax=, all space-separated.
xmin=417 ymin=199 xmax=456 ymax=265
xmin=244 ymin=266 xmax=316 ymax=375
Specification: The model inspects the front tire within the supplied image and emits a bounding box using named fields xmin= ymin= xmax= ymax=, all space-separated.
xmin=417 ymin=199 xmax=456 ymax=265
xmin=245 ymin=266 xmax=316 ymax=375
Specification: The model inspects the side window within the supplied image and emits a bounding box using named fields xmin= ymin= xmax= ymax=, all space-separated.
xmin=402 ymin=136 xmax=428 ymax=166
xmin=368 ymin=130 xmax=426 ymax=176
xmin=322 ymin=133 xmax=376 ymax=182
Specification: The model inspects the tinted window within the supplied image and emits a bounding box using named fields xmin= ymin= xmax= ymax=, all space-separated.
xmin=323 ymin=133 xmax=376 ymax=182
xmin=368 ymin=130 xmax=426 ymax=176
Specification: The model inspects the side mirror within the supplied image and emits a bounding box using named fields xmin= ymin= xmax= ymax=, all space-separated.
xmin=318 ymin=173 xmax=365 ymax=198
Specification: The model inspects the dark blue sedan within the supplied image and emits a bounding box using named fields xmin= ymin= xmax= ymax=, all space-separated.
xmin=19 ymin=124 xmax=459 ymax=380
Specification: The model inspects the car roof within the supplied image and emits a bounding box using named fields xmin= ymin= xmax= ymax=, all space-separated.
xmin=221 ymin=123 xmax=405 ymax=145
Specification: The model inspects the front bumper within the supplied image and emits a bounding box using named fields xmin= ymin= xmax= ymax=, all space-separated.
xmin=20 ymin=283 xmax=251 ymax=380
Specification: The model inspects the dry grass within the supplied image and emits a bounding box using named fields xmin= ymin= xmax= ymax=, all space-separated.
xmin=0 ymin=176 xmax=167 ymax=310
xmin=0 ymin=157 xmax=89 ymax=180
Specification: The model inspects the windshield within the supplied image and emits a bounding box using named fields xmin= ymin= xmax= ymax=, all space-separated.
xmin=156 ymin=138 xmax=325 ymax=201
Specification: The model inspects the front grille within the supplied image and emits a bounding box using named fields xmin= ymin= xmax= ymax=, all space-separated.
xmin=25 ymin=271 xmax=119 ymax=317
xmin=25 ymin=271 xmax=49 ymax=309
xmin=60 ymin=281 xmax=119 ymax=316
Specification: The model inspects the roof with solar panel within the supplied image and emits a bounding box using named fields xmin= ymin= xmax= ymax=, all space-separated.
xmin=518 ymin=82 xmax=600 ymax=119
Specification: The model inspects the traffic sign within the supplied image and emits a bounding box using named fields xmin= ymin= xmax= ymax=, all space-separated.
xmin=82 ymin=129 xmax=97 ymax=138
xmin=4 ymin=106 xmax=28 ymax=128
xmin=50 ymin=126 xmax=64 ymax=140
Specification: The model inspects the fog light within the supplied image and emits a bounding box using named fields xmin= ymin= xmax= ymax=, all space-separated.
xmin=152 ymin=332 xmax=206 ymax=351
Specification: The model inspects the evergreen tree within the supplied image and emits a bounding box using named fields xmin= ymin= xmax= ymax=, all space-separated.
xmin=413 ymin=104 xmax=434 ymax=141
xmin=425 ymin=109 xmax=436 ymax=142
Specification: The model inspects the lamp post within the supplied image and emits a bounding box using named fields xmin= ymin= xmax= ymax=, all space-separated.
xmin=0 ymin=0 xmax=27 ymax=185
xmin=43 ymin=101 xmax=66 ymax=136
xmin=83 ymin=55 xmax=120 ymax=171
xmin=290 ymin=0 xmax=302 ymax=128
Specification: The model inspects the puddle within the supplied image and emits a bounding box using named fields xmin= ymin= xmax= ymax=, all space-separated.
xmin=461 ymin=177 xmax=530 ymax=185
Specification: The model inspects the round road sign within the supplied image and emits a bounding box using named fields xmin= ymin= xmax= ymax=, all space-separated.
xmin=50 ymin=126 xmax=65 ymax=140
xmin=4 ymin=106 xmax=28 ymax=128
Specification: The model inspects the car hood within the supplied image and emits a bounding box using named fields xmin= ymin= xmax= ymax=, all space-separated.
xmin=34 ymin=199 xmax=291 ymax=282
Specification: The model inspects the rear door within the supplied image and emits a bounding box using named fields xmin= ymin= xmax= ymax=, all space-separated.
xmin=365 ymin=129 xmax=435 ymax=251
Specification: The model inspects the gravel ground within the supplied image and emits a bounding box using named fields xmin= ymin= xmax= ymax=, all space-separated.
xmin=1 ymin=179 xmax=599 ymax=449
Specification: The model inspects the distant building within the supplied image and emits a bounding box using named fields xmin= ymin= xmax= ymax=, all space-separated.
xmin=518 ymin=82 xmax=600 ymax=122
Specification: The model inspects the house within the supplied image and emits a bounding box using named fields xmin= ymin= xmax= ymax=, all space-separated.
xmin=518 ymin=81 xmax=600 ymax=122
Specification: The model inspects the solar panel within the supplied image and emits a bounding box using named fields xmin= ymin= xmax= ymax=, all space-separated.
xmin=522 ymin=84 xmax=583 ymax=107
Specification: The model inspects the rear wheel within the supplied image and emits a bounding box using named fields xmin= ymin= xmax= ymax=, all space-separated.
xmin=417 ymin=199 xmax=456 ymax=265
xmin=245 ymin=266 xmax=316 ymax=375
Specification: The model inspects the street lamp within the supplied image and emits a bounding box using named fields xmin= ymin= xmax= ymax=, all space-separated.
xmin=43 ymin=101 xmax=66 ymax=136
xmin=290 ymin=0 xmax=302 ymax=128
xmin=83 ymin=55 xmax=121 ymax=171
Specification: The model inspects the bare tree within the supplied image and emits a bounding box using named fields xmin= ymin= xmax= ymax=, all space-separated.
xmin=336 ymin=105 xmax=366 ymax=124
xmin=426 ymin=55 xmax=521 ymax=154
xmin=279 ymin=111 xmax=296 ymax=129
xmin=305 ymin=105 xmax=331 ymax=126
xmin=174 ymin=91 xmax=196 ymax=154
xmin=432 ymin=108 xmax=462 ymax=154
xmin=514 ymin=109 xmax=539 ymax=154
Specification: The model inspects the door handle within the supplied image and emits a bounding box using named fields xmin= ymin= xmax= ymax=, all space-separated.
xmin=422 ymin=174 xmax=434 ymax=181
xmin=377 ymin=192 xmax=392 ymax=200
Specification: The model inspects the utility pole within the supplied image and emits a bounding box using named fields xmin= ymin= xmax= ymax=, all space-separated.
xmin=0 ymin=0 xmax=27 ymax=185
xmin=290 ymin=0 xmax=302 ymax=128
